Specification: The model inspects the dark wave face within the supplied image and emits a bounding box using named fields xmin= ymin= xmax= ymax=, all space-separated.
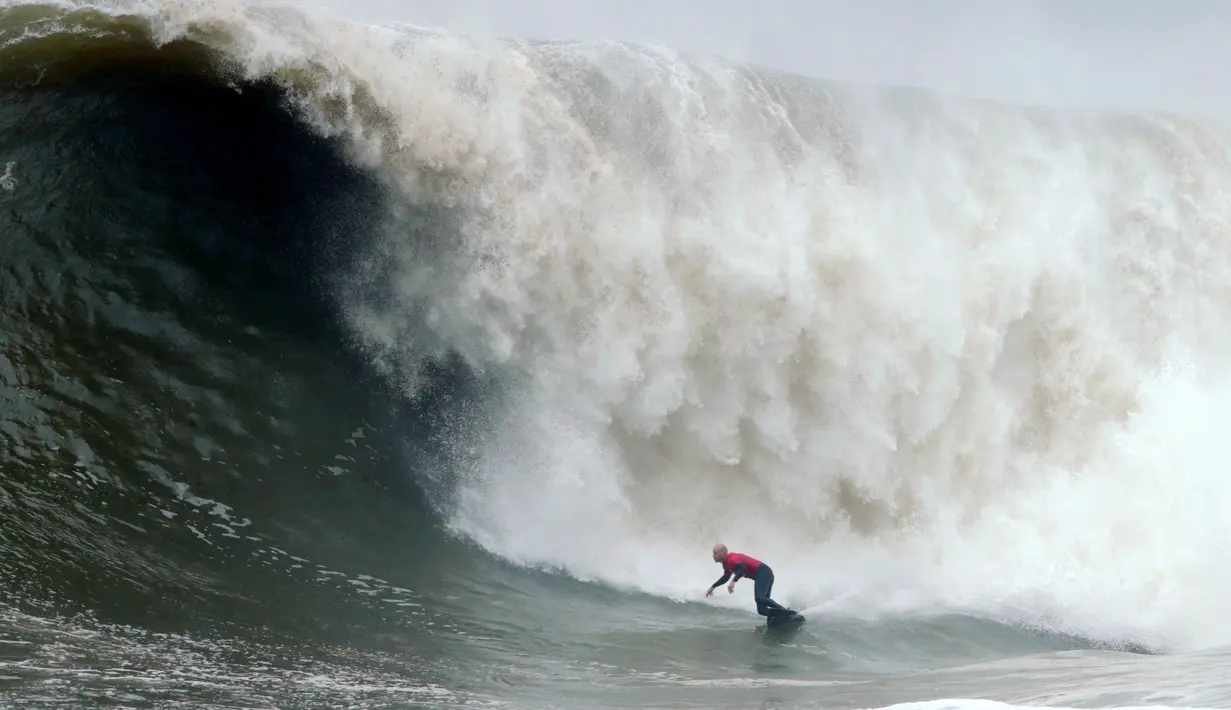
xmin=0 ymin=15 xmax=492 ymax=704
xmin=2 ymin=3 xmax=1231 ymax=709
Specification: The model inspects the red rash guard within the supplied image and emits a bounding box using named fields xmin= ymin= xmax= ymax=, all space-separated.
xmin=724 ymin=553 xmax=762 ymax=578
xmin=713 ymin=552 xmax=763 ymax=587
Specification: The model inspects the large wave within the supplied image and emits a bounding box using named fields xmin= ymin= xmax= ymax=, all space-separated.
xmin=17 ymin=0 xmax=1231 ymax=655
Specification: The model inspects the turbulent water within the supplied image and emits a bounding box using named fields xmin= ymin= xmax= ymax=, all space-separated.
xmin=1 ymin=0 xmax=1230 ymax=708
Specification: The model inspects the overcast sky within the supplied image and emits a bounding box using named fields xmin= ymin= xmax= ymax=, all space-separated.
xmin=298 ymin=0 xmax=1231 ymax=115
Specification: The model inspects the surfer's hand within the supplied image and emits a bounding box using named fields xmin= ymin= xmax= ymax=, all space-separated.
xmin=705 ymin=586 xmax=714 ymax=597
xmin=727 ymin=582 xmax=736 ymax=594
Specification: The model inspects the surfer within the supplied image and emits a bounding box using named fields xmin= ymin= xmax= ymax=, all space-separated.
xmin=705 ymin=544 xmax=795 ymax=622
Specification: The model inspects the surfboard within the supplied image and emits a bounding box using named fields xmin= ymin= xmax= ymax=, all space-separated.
xmin=766 ymin=611 xmax=804 ymax=629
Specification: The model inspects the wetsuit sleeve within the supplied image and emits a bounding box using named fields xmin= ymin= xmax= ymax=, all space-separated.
xmin=711 ymin=572 xmax=731 ymax=588
xmin=730 ymin=563 xmax=747 ymax=581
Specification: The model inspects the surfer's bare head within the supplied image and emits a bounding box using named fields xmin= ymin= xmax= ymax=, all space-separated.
xmin=712 ymin=544 xmax=727 ymax=562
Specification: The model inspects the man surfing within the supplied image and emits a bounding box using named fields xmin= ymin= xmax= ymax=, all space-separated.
xmin=706 ymin=543 xmax=799 ymax=625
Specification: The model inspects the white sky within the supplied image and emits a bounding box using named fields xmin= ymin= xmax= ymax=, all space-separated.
xmin=295 ymin=0 xmax=1231 ymax=115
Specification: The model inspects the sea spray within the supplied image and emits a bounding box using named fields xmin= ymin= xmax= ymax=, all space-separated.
xmin=335 ymin=45 xmax=1231 ymax=651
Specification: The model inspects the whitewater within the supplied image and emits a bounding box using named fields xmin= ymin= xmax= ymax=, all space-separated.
xmin=1 ymin=0 xmax=1230 ymax=707
xmin=282 ymin=0 xmax=1231 ymax=651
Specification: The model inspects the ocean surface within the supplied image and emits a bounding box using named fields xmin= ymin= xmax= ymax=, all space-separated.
xmin=1 ymin=1 xmax=1230 ymax=708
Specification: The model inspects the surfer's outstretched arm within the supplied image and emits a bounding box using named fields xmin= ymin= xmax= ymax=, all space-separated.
xmin=706 ymin=572 xmax=731 ymax=597
xmin=726 ymin=563 xmax=747 ymax=593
